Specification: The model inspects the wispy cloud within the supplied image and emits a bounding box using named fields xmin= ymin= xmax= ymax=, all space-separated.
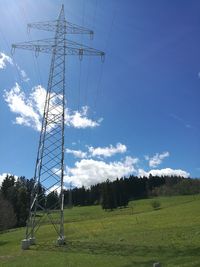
xmin=66 ymin=142 xmax=127 ymax=159
xmin=138 ymin=168 xmax=190 ymax=178
xmin=16 ymin=64 xmax=30 ymax=82
xmin=88 ymin=143 xmax=127 ymax=158
xmin=66 ymin=148 xmax=88 ymax=159
xmin=145 ymin=151 xmax=169 ymax=168
xmin=170 ymin=113 xmax=192 ymax=129
xmin=4 ymin=83 xmax=102 ymax=131
xmin=0 ymin=52 xmax=29 ymax=82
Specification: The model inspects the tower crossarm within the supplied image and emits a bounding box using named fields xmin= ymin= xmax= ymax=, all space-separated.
xmin=12 ymin=39 xmax=105 ymax=59
xmin=27 ymin=20 xmax=93 ymax=35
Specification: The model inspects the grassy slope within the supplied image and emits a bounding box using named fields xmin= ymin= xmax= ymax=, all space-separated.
xmin=1 ymin=195 xmax=200 ymax=267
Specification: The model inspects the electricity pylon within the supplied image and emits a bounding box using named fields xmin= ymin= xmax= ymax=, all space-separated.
xmin=12 ymin=5 xmax=104 ymax=250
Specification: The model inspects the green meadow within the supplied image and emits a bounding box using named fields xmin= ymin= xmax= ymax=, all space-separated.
xmin=1 ymin=195 xmax=200 ymax=267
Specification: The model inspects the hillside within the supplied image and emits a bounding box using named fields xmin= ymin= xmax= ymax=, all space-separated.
xmin=1 ymin=195 xmax=200 ymax=267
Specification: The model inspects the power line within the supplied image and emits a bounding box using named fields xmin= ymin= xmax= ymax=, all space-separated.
xmin=93 ymin=1 xmax=117 ymax=118
xmin=83 ymin=0 xmax=98 ymax=107
xmin=17 ymin=2 xmax=43 ymax=87
xmin=78 ymin=59 xmax=82 ymax=111
xmin=0 ymin=26 xmax=27 ymax=88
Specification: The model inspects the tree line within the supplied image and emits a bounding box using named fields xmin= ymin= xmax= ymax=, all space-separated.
xmin=1 ymin=174 xmax=200 ymax=231
xmin=0 ymin=175 xmax=57 ymax=230
xmin=63 ymin=175 xmax=195 ymax=209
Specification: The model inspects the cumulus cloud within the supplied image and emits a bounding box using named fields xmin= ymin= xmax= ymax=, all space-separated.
xmin=0 ymin=52 xmax=13 ymax=69
xmin=64 ymin=156 xmax=139 ymax=188
xmin=138 ymin=168 xmax=190 ymax=178
xmin=88 ymin=143 xmax=127 ymax=158
xmin=4 ymin=83 xmax=44 ymax=131
xmin=66 ymin=148 xmax=87 ymax=159
xmin=4 ymin=84 xmax=102 ymax=131
xmin=145 ymin=151 xmax=170 ymax=168
xmin=65 ymin=106 xmax=102 ymax=129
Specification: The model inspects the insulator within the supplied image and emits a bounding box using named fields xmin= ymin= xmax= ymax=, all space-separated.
xmin=35 ymin=46 xmax=40 ymax=57
xmin=11 ymin=45 xmax=16 ymax=55
xmin=101 ymin=52 xmax=105 ymax=62
xmin=90 ymin=31 xmax=94 ymax=40
xmin=79 ymin=48 xmax=83 ymax=61
xmin=27 ymin=24 xmax=31 ymax=34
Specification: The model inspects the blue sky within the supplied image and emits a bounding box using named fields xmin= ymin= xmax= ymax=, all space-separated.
xmin=0 ymin=0 xmax=200 ymax=187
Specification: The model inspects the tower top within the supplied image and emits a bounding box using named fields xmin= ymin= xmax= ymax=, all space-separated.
xmin=58 ymin=4 xmax=65 ymax=20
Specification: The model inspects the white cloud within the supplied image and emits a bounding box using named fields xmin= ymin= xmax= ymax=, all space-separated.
xmin=66 ymin=148 xmax=87 ymax=159
xmin=4 ymin=84 xmax=102 ymax=131
xmin=0 ymin=52 xmax=13 ymax=69
xmin=170 ymin=114 xmax=193 ymax=129
xmin=4 ymin=83 xmax=44 ymax=131
xmin=0 ymin=52 xmax=29 ymax=82
xmin=145 ymin=151 xmax=170 ymax=168
xmin=138 ymin=168 xmax=190 ymax=178
xmin=16 ymin=64 xmax=30 ymax=82
xmin=0 ymin=52 xmax=30 ymax=82
xmin=0 ymin=173 xmax=8 ymax=186
xmin=88 ymin=143 xmax=127 ymax=158
xmin=66 ymin=143 xmax=127 ymax=159
xmin=65 ymin=106 xmax=102 ymax=129
xmin=47 ymin=184 xmax=68 ymax=194
xmin=0 ymin=173 xmax=17 ymax=186
xmin=64 ymin=156 xmax=138 ymax=188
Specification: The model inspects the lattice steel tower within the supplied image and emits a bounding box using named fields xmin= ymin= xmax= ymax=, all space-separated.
xmin=12 ymin=5 xmax=104 ymax=250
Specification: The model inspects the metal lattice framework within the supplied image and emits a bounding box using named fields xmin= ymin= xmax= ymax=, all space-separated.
xmin=12 ymin=5 xmax=104 ymax=249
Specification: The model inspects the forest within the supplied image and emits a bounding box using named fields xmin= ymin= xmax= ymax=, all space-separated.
xmin=1 ymin=174 xmax=200 ymax=231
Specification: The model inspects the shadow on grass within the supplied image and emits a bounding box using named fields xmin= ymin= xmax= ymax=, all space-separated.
xmin=0 ymin=240 xmax=9 ymax=246
xmin=32 ymin=240 xmax=200 ymax=259
xmin=121 ymin=262 xmax=155 ymax=267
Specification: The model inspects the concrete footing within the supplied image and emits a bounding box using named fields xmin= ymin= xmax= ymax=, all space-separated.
xmin=21 ymin=239 xmax=30 ymax=250
xmin=29 ymin=237 xmax=36 ymax=245
xmin=153 ymin=263 xmax=161 ymax=267
xmin=57 ymin=237 xmax=65 ymax=246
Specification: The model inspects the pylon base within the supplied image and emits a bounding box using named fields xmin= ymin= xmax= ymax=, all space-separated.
xmin=29 ymin=237 xmax=36 ymax=245
xmin=21 ymin=239 xmax=30 ymax=250
xmin=57 ymin=237 xmax=65 ymax=246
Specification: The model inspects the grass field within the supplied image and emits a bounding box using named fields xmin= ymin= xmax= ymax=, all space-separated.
xmin=1 ymin=195 xmax=200 ymax=267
